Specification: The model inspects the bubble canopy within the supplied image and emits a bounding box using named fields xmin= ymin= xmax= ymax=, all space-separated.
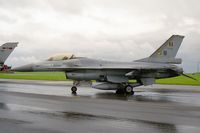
xmin=47 ymin=53 xmax=76 ymax=61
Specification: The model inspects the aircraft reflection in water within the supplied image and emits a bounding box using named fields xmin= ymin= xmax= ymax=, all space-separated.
xmin=12 ymin=35 xmax=195 ymax=95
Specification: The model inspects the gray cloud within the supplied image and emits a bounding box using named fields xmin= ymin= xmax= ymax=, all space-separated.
xmin=0 ymin=0 xmax=199 ymax=73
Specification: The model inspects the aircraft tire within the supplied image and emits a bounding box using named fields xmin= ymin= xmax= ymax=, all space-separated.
xmin=71 ymin=86 xmax=77 ymax=93
xmin=124 ymin=85 xmax=134 ymax=94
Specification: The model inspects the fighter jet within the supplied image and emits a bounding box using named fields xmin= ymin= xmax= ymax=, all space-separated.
xmin=0 ymin=42 xmax=18 ymax=70
xmin=12 ymin=35 xmax=195 ymax=95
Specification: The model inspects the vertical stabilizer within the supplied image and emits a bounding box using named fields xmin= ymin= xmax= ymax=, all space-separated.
xmin=136 ymin=35 xmax=184 ymax=64
xmin=0 ymin=42 xmax=18 ymax=64
xmin=150 ymin=35 xmax=184 ymax=58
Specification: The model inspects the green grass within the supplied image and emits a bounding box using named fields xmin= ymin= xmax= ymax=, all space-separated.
xmin=0 ymin=72 xmax=199 ymax=86
xmin=156 ymin=74 xmax=200 ymax=86
xmin=0 ymin=72 xmax=66 ymax=81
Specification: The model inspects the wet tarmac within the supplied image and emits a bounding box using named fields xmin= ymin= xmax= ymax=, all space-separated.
xmin=0 ymin=79 xmax=200 ymax=133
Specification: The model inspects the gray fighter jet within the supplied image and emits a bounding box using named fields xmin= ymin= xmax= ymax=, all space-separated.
xmin=0 ymin=42 xmax=18 ymax=70
xmin=12 ymin=35 xmax=195 ymax=94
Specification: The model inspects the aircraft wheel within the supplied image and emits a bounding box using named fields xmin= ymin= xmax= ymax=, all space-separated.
xmin=124 ymin=85 xmax=134 ymax=95
xmin=71 ymin=86 xmax=77 ymax=93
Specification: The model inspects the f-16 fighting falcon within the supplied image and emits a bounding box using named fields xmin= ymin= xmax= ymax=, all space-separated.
xmin=0 ymin=42 xmax=18 ymax=71
xmin=12 ymin=35 xmax=196 ymax=95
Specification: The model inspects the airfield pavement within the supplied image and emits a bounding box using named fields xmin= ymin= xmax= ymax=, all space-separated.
xmin=0 ymin=79 xmax=200 ymax=133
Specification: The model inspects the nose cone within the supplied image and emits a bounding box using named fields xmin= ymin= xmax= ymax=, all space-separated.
xmin=12 ymin=64 xmax=33 ymax=72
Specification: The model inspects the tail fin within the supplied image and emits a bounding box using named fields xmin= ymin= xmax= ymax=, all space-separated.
xmin=0 ymin=42 xmax=18 ymax=64
xmin=136 ymin=35 xmax=184 ymax=64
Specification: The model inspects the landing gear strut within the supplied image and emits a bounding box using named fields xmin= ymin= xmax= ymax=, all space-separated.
xmin=71 ymin=81 xmax=80 ymax=94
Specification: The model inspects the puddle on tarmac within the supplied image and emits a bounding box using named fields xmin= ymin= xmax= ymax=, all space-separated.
xmin=0 ymin=103 xmax=200 ymax=133
xmin=1 ymin=82 xmax=200 ymax=107
xmin=0 ymin=103 xmax=49 ymax=112
xmin=27 ymin=110 xmax=200 ymax=133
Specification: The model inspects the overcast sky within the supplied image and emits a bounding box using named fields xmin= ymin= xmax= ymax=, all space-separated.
xmin=0 ymin=0 xmax=200 ymax=72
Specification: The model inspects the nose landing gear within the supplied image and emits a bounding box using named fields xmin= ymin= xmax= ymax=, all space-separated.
xmin=71 ymin=81 xmax=80 ymax=94
xmin=71 ymin=86 xmax=77 ymax=93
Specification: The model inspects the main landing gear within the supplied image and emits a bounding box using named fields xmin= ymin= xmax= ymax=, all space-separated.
xmin=116 ymin=84 xmax=136 ymax=95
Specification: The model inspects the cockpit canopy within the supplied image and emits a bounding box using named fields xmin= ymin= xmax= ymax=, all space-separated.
xmin=47 ymin=53 xmax=76 ymax=61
